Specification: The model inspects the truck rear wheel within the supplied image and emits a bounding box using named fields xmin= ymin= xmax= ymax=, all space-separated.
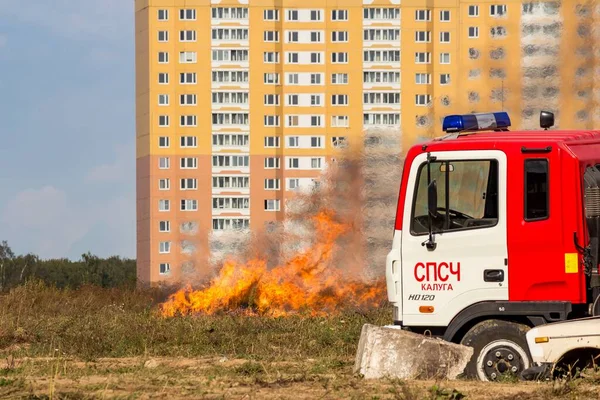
xmin=460 ymin=319 xmax=532 ymax=381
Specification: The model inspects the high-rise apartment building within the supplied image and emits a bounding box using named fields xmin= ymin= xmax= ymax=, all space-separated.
xmin=135 ymin=0 xmax=599 ymax=285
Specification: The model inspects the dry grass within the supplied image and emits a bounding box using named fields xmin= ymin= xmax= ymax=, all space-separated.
xmin=0 ymin=282 xmax=599 ymax=399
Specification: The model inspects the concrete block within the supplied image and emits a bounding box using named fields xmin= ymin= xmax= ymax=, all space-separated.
xmin=354 ymin=324 xmax=473 ymax=380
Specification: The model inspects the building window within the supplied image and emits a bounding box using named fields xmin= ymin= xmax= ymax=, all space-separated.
xmin=440 ymin=53 xmax=451 ymax=64
xmin=288 ymin=158 xmax=299 ymax=169
xmin=264 ymin=136 xmax=280 ymax=148
xmin=264 ymin=31 xmax=279 ymax=42
xmin=179 ymin=51 xmax=197 ymax=64
xmin=331 ymin=94 xmax=348 ymax=106
xmin=331 ymin=115 xmax=349 ymax=127
xmin=158 ymin=94 xmax=169 ymax=106
xmin=440 ymin=74 xmax=450 ymax=85
xmin=158 ymin=9 xmax=168 ymax=20
xmin=179 ymin=9 xmax=196 ymax=20
xmin=311 ymin=116 xmax=322 ymax=126
xmin=288 ymin=178 xmax=299 ymax=190
xmin=180 ymin=199 xmax=198 ymax=211
xmin=311 ymin=158 xmax=322 ymax=169
xmin=288 ymin=31 xmax=299 ymax=42
xmin=211 ymin=7 xmax=248 ymax=20
xmin=331 ymin=9 xmax=348 ymax=20
xmin=415 ymin=9 xmax=431 ymax=21
xmin=287 ymin=115 xmax=299 ymax=127
xmin=331 ymin=73 xmax=348 ymax=84
xmin=310 ymin=10 xmax=322 ymax=21
xmin=264 ymin=52 xmax=279 ymax=63
xmin=288 ymin=74 xmax=299 ymax=84
xmin=440 ymin=10 xmax=450 ymax=21
xmin=180 ymin=157 xmax=198 ymax=169
xmin=159 ymin=199 xmax=170 ymax=211
xmin=159 ymin=157 xmax=170 ymax=169
xmin=469 ymin=26 xmax=479 ymax=38
xmin=469 ymin=5 xmax=479 ymax=17
xmin=415 ymin=94 xmax=432 ymax=106
xmin=179 ymin=30 xmax=197 ymax=42
xmin=158 ymin=115 xmax=169 ymax=127
xmin=264 ymin=157 xmax=280 ymax=169
xmin=180 ymin=115 xmax=197 ymax=127
xmin=440 ymin=32 xmax=450 ymax=43
xmin=287 ymin=95 xmax=299 ymax=105
xmin=264 ymin=115 xmax=280 ymax=127
xmin=524 ymin=159 xmax=549 ymax=220
xmin=415 ymin=52 xmax=431 ymax=64
xmin=415 ymin=31 xmax=431 ymax=43
xmin=159 ymin=221 xmax=170 ymax=232
xmin=264 ymin=94 xmax=279 ymax=106
xmin=180 ymin=72 xmax=197 ymax=85
xmin=158 ymin=52 xmax=169 ymax=63
xmin=264 ymin=9 xmax=279 ymax=20
xmin=158 ymin=31 xmax=169 ymax=42
xmin=159 ymin=241 xmax=171 ymax=254
xmin=159 ymin=178 xmax=170 ymax=190
xmin=264 ymin=73 xmax=279 ymax=84
xmin=415 ymin=73 xmax=431 ymax=85
xmin=331 ymin=31 xmax=348 ymax=42
xmin=159 ymin=263 xmax=170 ymax=275
xmin=311 ymin=137 xmax=322 ymax=148
xmin=158 ymin=136 xmax=170 ymax=148
xmin=490 ymin=5 xmax=507 ymax=16
xmin=180 ymin=136 xmax=197 ymax=148
xmin=180 ymin=178 xmax=198 ymax=190
xmin=158 ymin=73 xmax=169 ymax=84
xmin=264 ymin=179 xmax=280 ymax=190
xmin=310 ymin=74 xmax=322 ymax=84
xmin=180 ymin=94 xmax=196 ymax=106
xmin=264 ymin=200 xmax=280 ymax=211
xmin=311 ymin=32 xmax=322 ymax=42
xmin=331 ymin=52 xmax=348 ymax=63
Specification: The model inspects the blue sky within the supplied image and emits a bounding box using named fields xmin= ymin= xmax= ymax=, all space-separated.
xmin=0 ymin=1 xmax=136 ymax=260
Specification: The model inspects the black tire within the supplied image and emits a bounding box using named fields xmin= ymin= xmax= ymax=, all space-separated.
xmin=460 ymin=319 xmax=532 ymax=381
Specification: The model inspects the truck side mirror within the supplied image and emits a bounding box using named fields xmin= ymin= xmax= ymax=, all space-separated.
xmin=540 ymin=111 xmax=554 ymax=130
xmin=428 ymin=180 xmax=438 ymax=218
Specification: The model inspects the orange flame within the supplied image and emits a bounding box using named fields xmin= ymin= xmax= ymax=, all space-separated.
xmin=160 ymin=209 xmax=385 ymax=318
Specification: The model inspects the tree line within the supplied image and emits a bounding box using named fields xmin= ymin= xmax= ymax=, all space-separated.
xmin=0 ymin=241 xmax=136 ymax=292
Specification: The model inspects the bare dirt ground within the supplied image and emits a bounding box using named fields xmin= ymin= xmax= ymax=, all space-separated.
xmin=1 ymin=356 xmax=598 ymax=400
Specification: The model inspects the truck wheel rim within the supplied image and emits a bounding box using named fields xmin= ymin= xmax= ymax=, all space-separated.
xmin=476 ymin=339 xmax=530 ymax=381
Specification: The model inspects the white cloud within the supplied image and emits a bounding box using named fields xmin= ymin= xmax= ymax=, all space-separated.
xmin=86 ymin=143 xmax=134 ymax=183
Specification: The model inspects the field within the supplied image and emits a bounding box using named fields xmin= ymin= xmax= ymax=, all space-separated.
xmin=0 ymin=282 xmax=598 ymax=399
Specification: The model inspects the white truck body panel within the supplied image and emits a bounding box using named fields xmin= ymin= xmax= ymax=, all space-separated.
xmin=399 ymin=150 xmax=509 ymax=326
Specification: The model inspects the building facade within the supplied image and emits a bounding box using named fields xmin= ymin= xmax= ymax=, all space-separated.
xmin=135 ymin=0 xmax=599 ymax=285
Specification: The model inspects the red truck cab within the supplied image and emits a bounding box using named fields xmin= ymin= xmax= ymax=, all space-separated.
xmin=386 ymin=111 xmax=600 ymax=381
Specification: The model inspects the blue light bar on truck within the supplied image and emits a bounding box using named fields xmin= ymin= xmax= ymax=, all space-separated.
xmin=442 ymin=112 xmax=511 ymax=133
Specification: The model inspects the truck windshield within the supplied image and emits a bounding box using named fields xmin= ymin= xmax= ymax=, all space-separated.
xmin=411 ymin=159 xmax=499 ymax=235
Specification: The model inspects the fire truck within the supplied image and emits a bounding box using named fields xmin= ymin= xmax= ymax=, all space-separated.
xmin=385 ymin=110 xmax=600 ymax=381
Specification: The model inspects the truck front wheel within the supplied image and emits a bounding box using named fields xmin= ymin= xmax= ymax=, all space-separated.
xmin=460 ymin=319 xmax=532 ymax=381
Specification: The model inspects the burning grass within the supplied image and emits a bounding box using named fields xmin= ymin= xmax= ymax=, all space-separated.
xmin=161 ymin=130 xmax=401 ymax=318
xmin=160 ymin=210 xmax=386 ymax=318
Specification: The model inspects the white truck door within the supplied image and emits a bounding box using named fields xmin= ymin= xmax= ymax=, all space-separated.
xmin=401 ymin=150 xmax=508 ymax=327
